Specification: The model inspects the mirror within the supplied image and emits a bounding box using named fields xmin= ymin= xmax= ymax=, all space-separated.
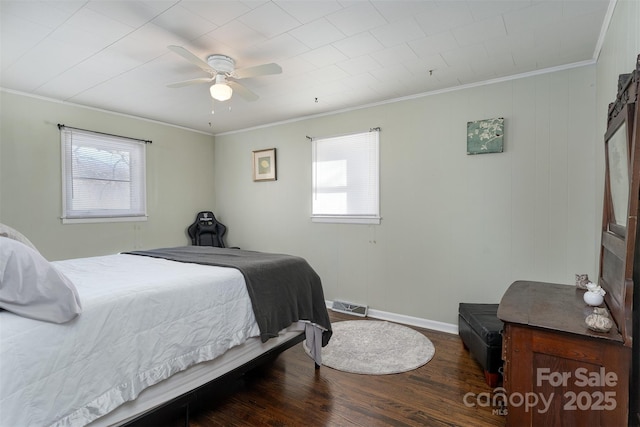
xmin=606 ymin=120 xmax=629 ymax=235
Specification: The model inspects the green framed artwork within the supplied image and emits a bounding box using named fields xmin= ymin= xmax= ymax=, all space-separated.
xmin=467 ymin=117 xmax=504 ymax=155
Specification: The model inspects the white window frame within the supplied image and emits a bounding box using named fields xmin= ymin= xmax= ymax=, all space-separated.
xmin=311 ymin=129 xmax=380 ymax=224
xmin=60 ymin=127 xmax=148 ymax=224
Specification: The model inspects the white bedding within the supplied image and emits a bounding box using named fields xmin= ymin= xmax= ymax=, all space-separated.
xmin=0 ymin=254 xmax=261 ymax=427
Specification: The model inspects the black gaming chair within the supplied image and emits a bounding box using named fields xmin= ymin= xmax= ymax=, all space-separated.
xmin=187 ymin=211 xmax=228 ymax=247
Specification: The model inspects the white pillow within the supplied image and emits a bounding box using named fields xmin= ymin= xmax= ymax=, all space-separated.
xmin=0 ymin=237 xmax=82 ymax=323
xmin=0 ymin=223 xmax=39 ymax=253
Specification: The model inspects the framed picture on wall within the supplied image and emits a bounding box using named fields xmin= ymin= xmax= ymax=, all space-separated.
xmin=252 ymin=148 xmax=277 ymax=181
xmin=467 ymin=117 xmax=504 ymax=154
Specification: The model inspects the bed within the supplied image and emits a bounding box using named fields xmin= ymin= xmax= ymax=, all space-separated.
xmin=0 ymin=230 xmax=332 ymax=427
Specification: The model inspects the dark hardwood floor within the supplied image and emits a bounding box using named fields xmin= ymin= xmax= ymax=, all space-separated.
xmin=164 ymin=311 xmax=506 ymax=427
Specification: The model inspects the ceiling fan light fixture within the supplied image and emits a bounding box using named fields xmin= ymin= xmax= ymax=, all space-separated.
xmin=210 ymin=75 xmax=232 ymax=101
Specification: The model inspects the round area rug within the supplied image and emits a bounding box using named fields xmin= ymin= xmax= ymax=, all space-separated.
xmin=305 ymin=320 xmax=435 ymax=375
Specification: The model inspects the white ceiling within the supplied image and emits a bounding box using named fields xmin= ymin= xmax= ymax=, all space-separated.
xmin=0 ymin=0 xmax=612 ymax=135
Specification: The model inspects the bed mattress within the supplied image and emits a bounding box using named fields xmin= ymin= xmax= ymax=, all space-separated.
xmin=0 ymin=254 xmax=261 ymax=427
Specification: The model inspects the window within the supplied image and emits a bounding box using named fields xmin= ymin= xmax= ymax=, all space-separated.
xmin=60 ymin=126 xmax=147 ymax=223
xmin=311 ymin=129 xmax=380 ymax=224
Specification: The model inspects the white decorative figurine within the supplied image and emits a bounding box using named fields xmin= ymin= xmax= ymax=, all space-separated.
xmin=583 ymin=282 xmax=606 ymax=306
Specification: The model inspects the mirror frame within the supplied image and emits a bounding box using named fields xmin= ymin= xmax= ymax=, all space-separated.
xmin=600 ymin=57 xmax=639 ymax=350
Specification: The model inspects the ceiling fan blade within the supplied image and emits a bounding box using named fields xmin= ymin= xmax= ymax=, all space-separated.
xmin=167 ymin=77 xmax=214 ymax=88
xmin=233 ymin=63 xmax=282 ymax=79
xmin=168 ymin=45 xmax=216 ymax=74
xmin=227 ymin=81 xmax=259 ymax=101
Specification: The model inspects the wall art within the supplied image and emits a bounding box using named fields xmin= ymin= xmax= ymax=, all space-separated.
xmin=467 ymin=117 xmax=504 ymax=154
xmin=252 ymin=148 xmax=277 ymax=181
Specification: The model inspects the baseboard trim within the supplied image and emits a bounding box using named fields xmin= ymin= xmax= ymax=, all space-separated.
xmin=325 ymin=301 xmax=458 ymax=335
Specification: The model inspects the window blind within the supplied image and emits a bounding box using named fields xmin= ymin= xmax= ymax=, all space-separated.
xmin=311 ymin=130 xmax=380 ymax=224
xmin=60 ymin=127 xmax=147 ymax=222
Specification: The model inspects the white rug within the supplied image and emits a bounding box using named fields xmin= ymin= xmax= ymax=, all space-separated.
xmin=305 ymin=320 xmax=435 ymax=375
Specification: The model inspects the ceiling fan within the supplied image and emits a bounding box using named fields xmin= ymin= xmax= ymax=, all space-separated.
xmin=167 ymin=45 xmax=282 ymax=102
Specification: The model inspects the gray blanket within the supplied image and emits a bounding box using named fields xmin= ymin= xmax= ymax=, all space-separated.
xmin=125 ymin=246 xmax=332 ymax=346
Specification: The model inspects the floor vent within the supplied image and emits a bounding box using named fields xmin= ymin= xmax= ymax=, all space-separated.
xmin=331 ymin=300 xmax=368 ymax=317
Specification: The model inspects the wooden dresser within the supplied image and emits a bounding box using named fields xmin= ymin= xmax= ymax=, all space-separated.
xmin=498 ymin=280 xmax=631 ymax=426
xmin=497 ymin=56 xmax=640 ymax=426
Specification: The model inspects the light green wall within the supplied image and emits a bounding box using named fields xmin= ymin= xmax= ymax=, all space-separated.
xmin=213 ymin=0 xmax=639 ymax=327
xmin=0 ymin=0 xmax=636 ymax=326
xmin=0 ymin=92 xmax=216 ymax=260
xmin=213 ymin=66 xmax=598 ymax=325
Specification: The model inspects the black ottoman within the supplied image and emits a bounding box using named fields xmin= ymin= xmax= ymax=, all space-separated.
xmin=458 ymin=303 xmax=503 ymax=387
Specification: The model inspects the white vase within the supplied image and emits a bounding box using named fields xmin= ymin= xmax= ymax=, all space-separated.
xmin=584 ymin=291 xmax=604 ymax=306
